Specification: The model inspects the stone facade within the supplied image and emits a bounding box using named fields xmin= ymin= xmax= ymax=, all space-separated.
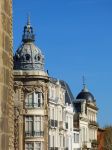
xmin=14 ymin=70 xmax=49 ymax=150
xmin=49 ymin=78 xmax=74 ymax=150
xmin=0 ymin=0 xmax=14 ymax=150
xmin=13 ymin=19 xmax=49 ymax=150
xmin=74 ymin=86 xmax=98 ymax=150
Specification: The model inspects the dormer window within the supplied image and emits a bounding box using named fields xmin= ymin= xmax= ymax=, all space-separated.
xmin=38 ymin=55 xmax=41 ymax=61
xmin=25 ymin=92 xmax=43 ymax=108
xmin=35 ymin=54 xmax=41 ymax=62
xmin=25 ymin=54 xmax=30 ymax=61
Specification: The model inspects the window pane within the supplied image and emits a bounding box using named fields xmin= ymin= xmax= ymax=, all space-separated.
xmin=26 ymin=93 xmax=33 ymax=107
xmin=25 ymin=116 xmax=33 ymax=136
xmin=25 ymin=143 xmax=33 ymax=150
xmin=34 ymin=92 xmax=42 ymax=107
xmin=35 ymin=142 xmax=41 ymax=150
xmin=34 ymin=116 xmax=42 ymax=136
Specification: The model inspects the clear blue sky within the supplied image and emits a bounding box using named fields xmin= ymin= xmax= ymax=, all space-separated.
xmin=13 ymin=0 xmax=112 ymax=127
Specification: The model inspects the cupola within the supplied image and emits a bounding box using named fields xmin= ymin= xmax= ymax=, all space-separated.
xmin=14 ymin=17 xmax=45 ymax=71
xmin=76 ymin=77 xmax=95 ymax=102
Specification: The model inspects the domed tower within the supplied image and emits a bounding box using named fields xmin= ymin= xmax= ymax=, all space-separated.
xmin=13 ymin=17 xmax=49 ymax=150
xmin=73 ymin=80 xmax=98 ymax=149
xmin=76 ymin=84 xmax=95 ymax=102
xmin=14 ymin=17 xmax=45 ymax=71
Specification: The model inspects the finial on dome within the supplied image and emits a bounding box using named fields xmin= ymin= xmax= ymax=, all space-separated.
xmin=82 ymin=75 xmax=88 ymax=92
xmin=22 ymin=15 xmax=35 ymax=43
xmin=82 ymin=75 xmax=86 ymax=87
xmin=27 ymin=14 xmax=31 ymax=25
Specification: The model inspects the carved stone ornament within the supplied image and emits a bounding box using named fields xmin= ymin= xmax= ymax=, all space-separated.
xmin=23 ymin=86 xmax=43 ymax=93
xmin=14 ymin=81 xmax=23 ymax=91
xmin=14 ymin=81 xmax=23 ymax=86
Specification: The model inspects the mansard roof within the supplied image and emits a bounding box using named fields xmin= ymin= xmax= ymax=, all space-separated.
xmin=49 ymin=77 xmax=74 ymax=104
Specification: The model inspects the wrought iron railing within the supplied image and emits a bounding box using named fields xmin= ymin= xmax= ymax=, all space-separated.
xmin=25 ymin=131 xmax=44 ymax=137
xmin=49 ymin=120 xmax=58 ymax=127
xmin=49 ymin=147 xmax=58 ymax=150
xmin=25 ymin=102 xmax=44 ymax=108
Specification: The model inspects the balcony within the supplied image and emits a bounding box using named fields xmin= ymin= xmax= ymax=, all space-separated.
xmin=25 ymin=102 xmax=44 ymax=108
xmin=49 ymin=97 xmax=59 ymax=103
xmin=89 ymin=121 xmax=98 ymax=127
xmin=49 ymin=120 xmax=58 ymax=128
xmin=91 ymin=139 xmax=98 ymax=148
xmin=49 ymin=147 xmax=58 ymax=150
xmin=59 ymin=121 xmax=68 ymax=130
xmin=25 ymin=131 xmax=44 ymax=137
xmin=82 ymin=141 xmax=91 ymax=149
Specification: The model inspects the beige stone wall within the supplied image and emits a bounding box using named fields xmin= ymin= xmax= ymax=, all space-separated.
xmin=14 ymin=73 xmax=49 ymax=150
xmin=0 ymin=0 xmax=14 ymax=149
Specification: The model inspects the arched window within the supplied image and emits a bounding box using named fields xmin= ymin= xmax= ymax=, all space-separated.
xmin=25 ymin=92 xmax=43 ymax=108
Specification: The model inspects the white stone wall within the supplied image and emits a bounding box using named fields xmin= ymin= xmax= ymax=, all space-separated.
xmin=72 ymin=130 xmax=80 ymax=150
xmin=49 ymin=81 xmax=74 ymax=150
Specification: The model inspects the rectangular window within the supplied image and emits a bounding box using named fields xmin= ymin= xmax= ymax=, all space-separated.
xmin=25 ymin=116 xmax=43 ymax=137
xmin=25 ymin=142 xmax=41 ymax=150
xmin=25 ymin=92 xmax=43 ymax=108
xmin=34 ymin=92 xmax=42 ymax=107
xmin=25 ymin=116 xmax=33 ymax=136
xmin=25 ymin=143 xmax=33 ymax=150
xmin=52 ymin=135 xmax=55 ymax=147
xmin=35 ymin=142 xmax=41 ymax=150
xmin=83 ymin=128 xmax=85 ymax=142
xmin=76 ymin=134 xmax=79 ymax=143
xmin=26 ymin=93 xmax=33 ymax=107
xmin=74 ymin=133 xmax=79 ymax=143
xmin=34 ymin=116 xmax=41 ymax=136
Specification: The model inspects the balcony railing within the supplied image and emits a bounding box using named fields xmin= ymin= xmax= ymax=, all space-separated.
xmin=25 ymin=102 xmax=44 ymax=108
xmin=59 ymin=121 xmax=68 ymax=130
xmin=89 ymin=121 xmax=98 ymax=127
xmin=49 ymin=120 xmax=58 ymax=128
xmin=25 ymin=131 xmax=44 ymax=137
xmin=49 ymin=147 xmax=58 ymax=150
xmin=82 ymin=141 xmax=91 ymax=149
xmin=49 ymin=97 xmax=59 ymax=103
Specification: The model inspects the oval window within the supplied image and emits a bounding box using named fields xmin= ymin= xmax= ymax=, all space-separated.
xmin=25 ymin=54 xmax=30 ymax=61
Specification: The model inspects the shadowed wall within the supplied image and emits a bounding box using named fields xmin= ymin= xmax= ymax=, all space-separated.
xmin=0 ymin=0 xmax=14 ymax=149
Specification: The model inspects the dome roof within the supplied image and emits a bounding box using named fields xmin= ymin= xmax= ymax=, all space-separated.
xmin=76 ymin=85 xmax=95 ymax=101
xmin=14 ymin=17 xmax=44 ymax=71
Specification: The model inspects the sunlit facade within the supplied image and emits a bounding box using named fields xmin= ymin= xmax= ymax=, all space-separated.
xmin=13 ymin=18 xmax=98 ymax=150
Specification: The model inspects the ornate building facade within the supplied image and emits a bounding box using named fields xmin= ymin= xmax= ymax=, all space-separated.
xmin=13 ymin=17 xmax=98 ymax=150
xmin=0 ymin=0 xmax=14 ymax=149
xmin=73 ymin=85 xmax=98 ymax=150
xmin=13 ymin=18 xmax=49 ymax=150
xmin=49 ymin=78 xmax=74 ymax=150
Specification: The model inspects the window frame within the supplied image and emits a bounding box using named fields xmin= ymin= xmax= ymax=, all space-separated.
xmin=25 ymin=92 xmax=43 ymax=108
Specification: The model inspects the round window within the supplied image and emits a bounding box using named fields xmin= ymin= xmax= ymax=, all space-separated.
xmin=25 ymin=54 xmax=30 ymax=61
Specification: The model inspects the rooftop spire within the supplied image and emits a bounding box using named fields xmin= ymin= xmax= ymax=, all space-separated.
xmin=82 ymin=75 xmax=88 ymax=92
xmin=22 ymin=16 xmax=35 ymax=43
xmin=27 ymin=14 xmax=30 ymax=25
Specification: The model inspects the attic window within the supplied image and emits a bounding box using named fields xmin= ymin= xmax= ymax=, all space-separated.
xmin=26 ymin=54 xmax=30 ymax=61
xmin=38 ymin=56 xmax=41 ymax=61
